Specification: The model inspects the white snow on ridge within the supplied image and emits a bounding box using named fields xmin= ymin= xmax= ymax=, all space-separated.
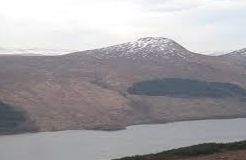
xmin=0 ymin=48 xmax=78 ymax=56
xmin=85 ymin=37 xmax=193 ymax=60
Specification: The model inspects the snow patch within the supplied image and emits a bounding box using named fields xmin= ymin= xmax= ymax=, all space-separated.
xmin=84 ymin=37 xmax=193 ymax=60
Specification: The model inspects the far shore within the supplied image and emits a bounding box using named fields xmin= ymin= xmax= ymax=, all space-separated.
xmin=1 ymin=116 xmax=246 ymax=136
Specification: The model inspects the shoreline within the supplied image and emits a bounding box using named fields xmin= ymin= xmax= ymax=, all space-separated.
xmin=1 ymin=116 xmax=246 ymax=136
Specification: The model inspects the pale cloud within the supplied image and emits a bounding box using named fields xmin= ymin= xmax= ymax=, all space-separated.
xmin=132 ymin=0 xmax=202 ymax=12
xmin=0 ymin=0 xmax=246 ymax=54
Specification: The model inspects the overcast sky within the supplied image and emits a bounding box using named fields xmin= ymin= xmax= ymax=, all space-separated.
xmin=0 ymin=0 xmax=246 ymax=54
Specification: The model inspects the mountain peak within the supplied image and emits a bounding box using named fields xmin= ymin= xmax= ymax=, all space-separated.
xmin=74 ymin=37 xmax=195 ymax=60
xmin=137 ymin=37 xmax=172 ymax=43
xmin=131 ymin=37 xmax=176 ymax=51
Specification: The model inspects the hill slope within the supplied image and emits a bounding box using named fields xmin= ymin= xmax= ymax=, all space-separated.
xmin=114 ymin=140 xmax=246 ymax=160
xmin=219 ymin=48 xmax=246 ymax=70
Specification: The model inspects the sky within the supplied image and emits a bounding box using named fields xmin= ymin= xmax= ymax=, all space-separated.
xmin=0 ymin=0 xmax=246 ymax=54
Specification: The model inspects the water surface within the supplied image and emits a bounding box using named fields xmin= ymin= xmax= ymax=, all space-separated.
xmin=0 ymin=118 xmax=246 ymax=160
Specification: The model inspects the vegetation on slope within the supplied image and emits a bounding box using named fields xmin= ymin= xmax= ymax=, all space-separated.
xmin=0 ymin=101 xmax=33 ymax=134
xmin=128 ymin=78 xmax=246 ymax=98
xmin=114 ymin=140 xmax=246 ymax=160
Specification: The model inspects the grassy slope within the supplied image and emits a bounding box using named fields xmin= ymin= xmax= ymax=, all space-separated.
xmin=114 ymin=140 xmax=246 ymax=160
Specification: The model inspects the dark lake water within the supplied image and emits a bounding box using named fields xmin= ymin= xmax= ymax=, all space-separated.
xmin=0 ymin=118 xmax=246 ymax=160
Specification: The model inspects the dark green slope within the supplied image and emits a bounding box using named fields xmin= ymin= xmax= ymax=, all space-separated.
xmin=128 ymin=78 xmax=246 ymax=98
xmin=114 ymin=140 xmax=246 ymax=160
xmin=0 ymin=101 xmax=35 ymax=134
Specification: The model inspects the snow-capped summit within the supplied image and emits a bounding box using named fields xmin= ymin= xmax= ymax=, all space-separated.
xmin=127 ymin=37 xmax=179 ymax=53
xmin=136 ymin=37 xmax=174 ymax=46
xmin=81 ymin=37 xmax=195 ymax=60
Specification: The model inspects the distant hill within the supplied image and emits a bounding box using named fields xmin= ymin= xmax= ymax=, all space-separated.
xmin=0 ymin=48 xmax=77 ymax=56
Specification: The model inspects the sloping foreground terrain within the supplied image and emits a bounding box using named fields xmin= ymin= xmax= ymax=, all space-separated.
xmin=0 ymin=37 xmax=246 ymax=134
xmin=114 ymin=140 xmax=246 ymax=160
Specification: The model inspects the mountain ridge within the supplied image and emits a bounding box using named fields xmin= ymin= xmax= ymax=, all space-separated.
xmin=69 ymin=37 xmax=201 ymax=61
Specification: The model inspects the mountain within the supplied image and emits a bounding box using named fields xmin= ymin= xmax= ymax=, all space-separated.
xmin=219 ymin=48 xmax=246 ymax=70
xmin=0 ymin=37 xmax=246 ymax=134
xmin=73 ymin=37 xmax=196 ymax=60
